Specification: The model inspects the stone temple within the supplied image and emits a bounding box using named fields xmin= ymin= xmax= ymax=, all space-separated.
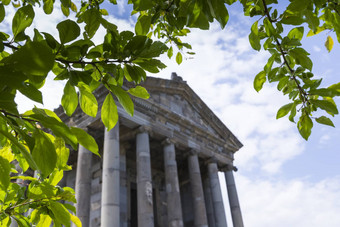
xmin=56 ymin=73 xmax=244 ymax=227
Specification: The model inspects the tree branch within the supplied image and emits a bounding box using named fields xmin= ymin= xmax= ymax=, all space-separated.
xmin=0 ymin=109 xmax=38 ymax=123
xmin=55 ymin=58 xmax=131 ymax=65
xmin=1 ymin=195 xmax=64 ymax=216
xmin=3 ymin=42 xmax=19 ymax=50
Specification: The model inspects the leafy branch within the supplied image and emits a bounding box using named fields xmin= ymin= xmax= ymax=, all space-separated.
xmin=261 ymin=0 xmax=310 ymax=106
xmin=1 ymin=195 xmax=65 ymax=216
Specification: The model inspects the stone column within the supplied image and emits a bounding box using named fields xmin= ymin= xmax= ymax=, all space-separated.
xmin=207 ymin=160 xmax=227 ymax=227
xmin=187 ymin=150 xmax=208 ymax=227
xmin=163 ymin=139 xmax=184 ymax=227
xmin=136 ymin=127 xmax=154 ymax=227
xmin=101 ymin=124 xmax=120 ymax=227
xmin=203 ymin=176 xmax=216 ymax=227
xmin=74 ymin=145 xmax=93 ymax=227
xmin=9 ymin=218 xmax=18 ymax=227
xmin=224 ymin=166 xmax=244 ymax=227
xmin=120 ymin=144 xmax=128 ymax=227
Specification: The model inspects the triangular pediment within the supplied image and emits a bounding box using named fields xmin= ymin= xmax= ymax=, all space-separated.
xmin=129 ymin=76 xmax=242 ymax=152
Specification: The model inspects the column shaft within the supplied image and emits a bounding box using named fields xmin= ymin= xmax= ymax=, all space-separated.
xmin=203 ymin=177 xmax=216 ymax=227
xmin=163 ymin=142 xmax=184 ymax=227
xmin=225 ymin=171 xmax=244 ymax=227
xmin=188 ymin=153 xmax=208 ymax=227
xmin=101 ymin=124 xmax=120 ymax=227
xmin=120 ymin=145 xmax=128 ymax=227
xmin=74 ymin=145 xmax=93 ymax=227
xmin=208 ymin=162 xmax=227 ymax=227
xmin=136 ymin=131 xmax=154 ymax=227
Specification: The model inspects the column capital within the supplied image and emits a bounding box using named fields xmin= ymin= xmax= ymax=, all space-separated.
xmin=188 ymin=149 xmax=199 ymax=156
xmin=161 ymin=137 xmax=175 ymax=146
xmin=205 ymin=157 xmax=218 ymax=165
xmin=221 ymin=164 xmax=238 ymax=172
xmin=136 ymin=125 xmax=151 ymax=134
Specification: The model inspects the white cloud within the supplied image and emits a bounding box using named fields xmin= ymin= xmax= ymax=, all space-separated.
xmin=319 ymin=134 xmax=331 ymax=145
xmin=313 ymin=45 xmax=321 ymax=52
xmin=220 ymin=174 xmax=340 ymax=227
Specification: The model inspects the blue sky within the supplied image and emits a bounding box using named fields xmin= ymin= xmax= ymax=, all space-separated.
xmin=10 ymin=1 xmax=340 ymax=226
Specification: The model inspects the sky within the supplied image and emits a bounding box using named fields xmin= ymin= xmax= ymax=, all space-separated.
xmin=8 ymin=1 xmax=340 ymax=226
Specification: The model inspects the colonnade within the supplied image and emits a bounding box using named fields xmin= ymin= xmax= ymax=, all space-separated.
xmin=73 ymin=123 xmax=244 ymax=227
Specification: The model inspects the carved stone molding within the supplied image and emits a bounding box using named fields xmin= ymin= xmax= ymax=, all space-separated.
xmin=221 ymin=164 xmax=238 ymax=172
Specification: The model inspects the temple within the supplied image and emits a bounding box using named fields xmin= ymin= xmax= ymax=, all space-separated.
xmin=56 ymin=73 xmax=244 ymax=227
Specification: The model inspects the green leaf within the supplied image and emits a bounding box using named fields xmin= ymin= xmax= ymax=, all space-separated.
xmin=18 ymin=82 xmax=43 ymax=104
xmin=297 ymin=114 xmax=313 ymax=140
xmin=0 ymin=88 xmax=18 ymax=115
xmin=2 ymin=0 xmax=10 ymax=5
xmin=135 ymin=15 xmax=151 ymax=35
xmin=61 ymin=3 xmax=70 ymax=16
xmin=57 ymin=20 xmax=80 ymax=44
xmin=176 ymin=52 xmax=183 ymax=65
xmin=208 ymin=0 xmax=229 ymax=29
xmin=32 ymin=131 xmax=57 ymax=177
xmin=133 ymin=0 xmax=153 ymax=11
xmin=0 ymin=128 xmax=38 ymax=170
xmin=70 ymin=127 xmax=99 ymax=156
xmin=287 ymin=0 xmax=309 ymax=12
xmin=309 ymin=88 xmax=339 ymax=97
xmin=289 ymin=48 xmax=313 ymax=71
xmin=125 ymin=64 xmax=146 ymax=83
xmin=139 ymin=41 xmax=168 ymax=58
xmin=36 ymin=214 xmax=52 ymax=227
xmin=253 ymin=71 xmax=266 ymax=92
xmin=61 ymin=81 xmax=78 ymax=116
xmin=43 ymin=0 xmax=54 ymax=14
xmin=111 ymin=86 xmax=134 ymax=116
xmin=310 ymin=99 xmax=339 ymax=115
xmin=70 ymin=214 xmax=82 ymax=227
xmin=307 ymin=27 xmax=325 ymax=36
xmin=12 ymin=5 xmax=34 ymax=38
xmin=281 ymin=15 xmax=304 ymax=25
xmin=167 ymin=46 xmax=173 ymax=59
xmin=263 ymin=18 xmax=275 ymax=36
xmin=249 ymin=23 xmax=261 ymax=51
xmin=49 ymin=201 xmax=71 ymax=227
xmin=82 ymin=8 xmax=101 ymax=39
xmin=2 ymin=41 xmax=54 ymax=77
xmin=304 ymin=10 xmax=319 ymax=32
xmin=276 ymin=103 xmax=294 ymax=119
xmin=48 ymin=169 xmax=64 ymax=186
xmin=325 ymin=35 xmax=334 ymax=52
xmin=79 ymin=86 xmax=98 ymax=117
xmin=128 ymin=86 xmax=150 ymax=99
xmin=0 ymin=4 xmax=5 ymax=23
xmin=24 ymin=108 xmax=78 ymax=149
xmin=287 ymin=27 xmax=304 ymax=41
xmin=13 ymin=215 xmax=30 ymax=227
xmin=55 ymin=137 xmax=70 ymax=170
xmin=315 ymin=116 xmax=335 ymax=127
xmin=0 ymin=156 xmax=10 ymax=190
xmin=101 ymin=93 xmax=118 ymax=131
xmin=134 ymin=59 xmax=166 ymax=73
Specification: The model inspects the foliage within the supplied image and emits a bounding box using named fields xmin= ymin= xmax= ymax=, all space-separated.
xmin=0 ymin=0 xmax=339 ymax=226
